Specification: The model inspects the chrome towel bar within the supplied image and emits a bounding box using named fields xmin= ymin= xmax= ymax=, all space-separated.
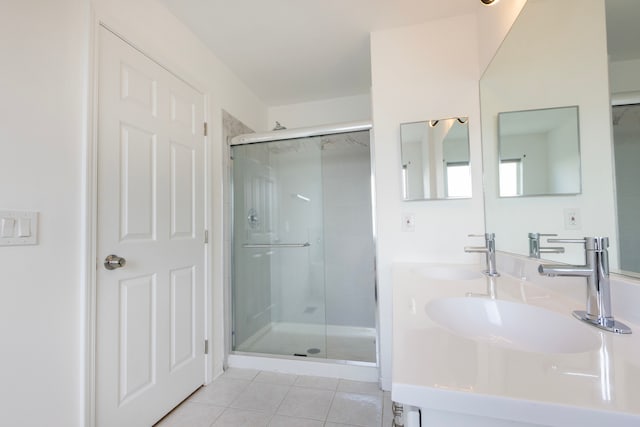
xmin=242 ymin=242 xmax=310 ymax=248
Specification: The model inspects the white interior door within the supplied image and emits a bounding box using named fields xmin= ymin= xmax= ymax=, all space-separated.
xmin=96 ymin=27 xmax=205 ymax=427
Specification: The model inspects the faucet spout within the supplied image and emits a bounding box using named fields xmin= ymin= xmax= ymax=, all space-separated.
xmin=464 ymin=246 xmax=488 ymax=253
xmin=538 ymin=264 xmax=592 ymax=277
xmin=465 ymin=233 xmax=499 ymax=277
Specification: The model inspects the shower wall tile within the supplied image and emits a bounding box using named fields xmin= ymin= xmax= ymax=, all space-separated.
xmin=222 ymin=109 xmax=254 ymax=142
xmin=321 ymin=137 xmax=376 ymax=329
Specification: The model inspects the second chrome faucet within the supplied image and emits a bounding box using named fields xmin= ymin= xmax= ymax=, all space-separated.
xmin=528 ymin=232 xmax=565 ymax=259
xmin=465 ymin=233 xmax=499 ymax=277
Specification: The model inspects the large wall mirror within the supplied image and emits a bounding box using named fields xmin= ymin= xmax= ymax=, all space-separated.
xmin=400 ymin=117 xmax=471 ymax=201
xmin=498 ymin=106 xmax=581 ymax=197
xmin=480 ymin=0 xmax=635 ymax=272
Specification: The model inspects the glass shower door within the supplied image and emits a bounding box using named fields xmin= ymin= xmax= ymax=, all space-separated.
xmin=231 ymin=137 xmax=327 ymax=358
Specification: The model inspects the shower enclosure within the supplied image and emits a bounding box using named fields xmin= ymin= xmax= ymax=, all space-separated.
xmin=230 ymin=123 xmax=377 ymax=364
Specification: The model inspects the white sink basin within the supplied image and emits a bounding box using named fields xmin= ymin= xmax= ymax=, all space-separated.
xmin=425 ymin=297 xmax=601 ymax=354
xmin=412 ymin=265 xmax=483 ymax=281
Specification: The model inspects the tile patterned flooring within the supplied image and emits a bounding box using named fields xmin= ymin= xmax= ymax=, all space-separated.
xmin=156 ymin=368 xmax=392 ymax=427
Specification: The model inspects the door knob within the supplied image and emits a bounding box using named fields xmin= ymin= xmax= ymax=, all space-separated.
xmin=104 ymin=254 xmax=127 ymax=270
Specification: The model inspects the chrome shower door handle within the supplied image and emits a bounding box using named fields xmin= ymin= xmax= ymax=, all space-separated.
xmin=104 ymin=254 xmax=127 ymax=270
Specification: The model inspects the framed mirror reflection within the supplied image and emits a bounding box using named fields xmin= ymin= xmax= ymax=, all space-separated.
xmin=498 ymin=106 xmax=581 ymax=197
xmin=400 ymin=117 xmax=471 ymax=201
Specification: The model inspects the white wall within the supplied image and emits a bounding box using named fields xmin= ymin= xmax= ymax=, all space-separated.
xmin=481 ymin=0 xmax=615 ymax=267
xmin=370 ymin=13 xmax=487 ymax=390
xmin=1 ymin=0 xmax=267 ymax=425
xmin=267 ymin=94 xmax=371 ymax=129
xmin=548 ymin=120 xmax=581 ymax=193
xmin=0 ymin=2 xmax=87 ymax=426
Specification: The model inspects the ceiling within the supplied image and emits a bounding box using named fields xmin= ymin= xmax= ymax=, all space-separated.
xmin=154 ymin=0 xmax=636 ymax=107
xmin=156 ymin=0 xmax=487 ymax=106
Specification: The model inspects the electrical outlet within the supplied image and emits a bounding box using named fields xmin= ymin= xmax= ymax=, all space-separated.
xmin=401 ymin=214 xmax=416 ymax=232
xmin=564 ymin=208 xmax=581 ymax=230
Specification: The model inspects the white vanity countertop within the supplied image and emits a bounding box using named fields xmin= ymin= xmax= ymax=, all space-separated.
xmin=392 ymin=262 xmax=640 ymax=427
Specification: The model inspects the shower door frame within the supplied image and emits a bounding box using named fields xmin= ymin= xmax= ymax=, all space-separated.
xmin=226 ymin=120 xmax=379 ymax=368
xmin=611 ymin=93 xmax=640 ymax=277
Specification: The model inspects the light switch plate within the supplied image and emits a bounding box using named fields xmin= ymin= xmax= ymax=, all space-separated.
xmin=0 ymin=210 xmax=38 ymax=246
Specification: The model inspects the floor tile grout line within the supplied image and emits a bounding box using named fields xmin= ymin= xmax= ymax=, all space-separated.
xmin=272 ymin=381 xmax=336 ymax=423
xmin=324 ymin=386 xmax=339 ymax=425
xmin=221 ymin=375 xmax=253 ymax=409
xmin=177 ymin=369 xmax=385 ymax=427
xmin=272 ymin=380 xmax=295 ymax=418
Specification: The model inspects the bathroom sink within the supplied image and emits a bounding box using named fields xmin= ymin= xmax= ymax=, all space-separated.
xmin=412 ymin=265 xmax=483 ymax=281
xmin=425 ymin=297 xmax=601 ymax=354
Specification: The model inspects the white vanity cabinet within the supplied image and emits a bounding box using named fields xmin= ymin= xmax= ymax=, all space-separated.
xmin=391 ymin=259 xmax=640 ymax=427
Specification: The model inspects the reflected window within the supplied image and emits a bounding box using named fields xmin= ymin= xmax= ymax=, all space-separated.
xmin=445 ymin=162 xmax=472 ymax=198
xmin=499 ymin=159 xmax=522 ymax=197
xmin=497 ymin=106 xmax=581 ymax=197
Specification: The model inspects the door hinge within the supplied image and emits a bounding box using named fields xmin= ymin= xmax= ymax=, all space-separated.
xmin=204 ymin=339 xmax=209 ymax=355
xmin=204 ymin=229 xmax=209 ymax=244
xmin=204 ymin=122 xmax=208 ymax=136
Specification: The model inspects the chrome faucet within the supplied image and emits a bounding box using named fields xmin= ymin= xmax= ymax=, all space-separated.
xmin=465 ymin=233 xmax=499 ymax=277
xmin=528 ymin=232 xmax=565 ymax=259
xmin=538 ymin=237 xmax=631 ymax=334
xmin=466 ymin=275 xmax=498 ymax=299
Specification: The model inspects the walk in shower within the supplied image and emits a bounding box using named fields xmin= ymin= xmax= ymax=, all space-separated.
xmin=229 ymin=122 xmax=377 ymax=364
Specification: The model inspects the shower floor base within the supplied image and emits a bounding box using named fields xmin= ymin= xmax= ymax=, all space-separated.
xmin=235 ymin=322 xmax=377 ymax=363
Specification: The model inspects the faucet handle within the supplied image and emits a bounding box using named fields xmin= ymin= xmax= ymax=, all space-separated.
xmin=547 ymin=238 xmax=587 ymax=244
xmin=468 ymin=233 xmax=495 ymax=240
xmin=528 ymin=232 xmax=557 ymax=240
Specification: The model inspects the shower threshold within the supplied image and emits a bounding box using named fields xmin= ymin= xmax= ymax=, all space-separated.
xmin=234 ymin=322 xmax=377 ymax=364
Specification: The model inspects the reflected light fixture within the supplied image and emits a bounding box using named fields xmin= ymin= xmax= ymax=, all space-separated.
xmin=481 ymin=0 xmax=499 ymax=5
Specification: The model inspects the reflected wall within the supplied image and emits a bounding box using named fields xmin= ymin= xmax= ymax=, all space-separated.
xmin=481 ymin=0 xmax=617 ymax=267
